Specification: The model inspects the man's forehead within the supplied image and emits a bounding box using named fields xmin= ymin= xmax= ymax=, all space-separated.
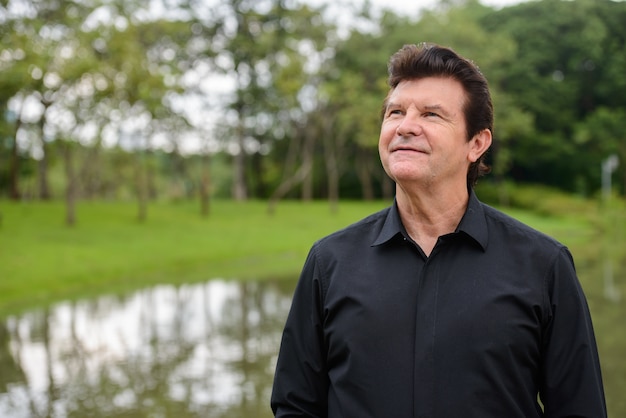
xmin=386 ymin=78 xmax=466 ymax=109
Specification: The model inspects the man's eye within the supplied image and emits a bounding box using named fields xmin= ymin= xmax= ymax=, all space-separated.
xmin=425 ymin=112 xmax=439 ymax=117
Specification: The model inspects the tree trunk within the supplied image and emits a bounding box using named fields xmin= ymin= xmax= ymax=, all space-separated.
xmin=136 ymin=152 xmax=148 ymax=222
xmin=325 ymin=149 xmax=339 ymax=213
xmin=38 ymin=154 xmax=51 ymax=200
xmin=301 ymin=128 xmax=315 ymax=202
xmin=38 ymin=100 xmax=52 ymax=200
xmin=267 ymin=163 xmax=313 ymax=215
xmin=63 ymin=142 xmax=76 ymax=227
xmin=232 ymin=135 xmax=248 ymax=201
xmin=251 ymin=151 xmax=267 ymax=198
xmin=8 ymin=107 xmax=23 ymax=200
xmin=267 ymin=122 xmax=316 ymax=214
xmin=147 ymin=152 xmax=157 ymax=200
xmin=79 ymin=140 xmax=103 ymax=199
xmin=8 ymin=134 xmax=21 ymax=200
xmin=322 ymin=116 xmax=339 ymax=213
xmin=356 ymin=147 xmax=375 ymax=200
xmin=200 ymin=153 xmax=211 ymax=217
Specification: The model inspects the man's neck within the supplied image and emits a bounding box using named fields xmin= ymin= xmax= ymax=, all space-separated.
xmin=395 ymin=184 xmax=469 ymax=256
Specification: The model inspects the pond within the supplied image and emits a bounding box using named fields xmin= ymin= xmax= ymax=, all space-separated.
xmin=0 ymin=256 xmax=624 ymax=418
xmin=0 ymin=280 xmax=295 ymax=418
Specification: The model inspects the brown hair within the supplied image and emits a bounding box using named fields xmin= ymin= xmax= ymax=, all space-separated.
xmin=384 ymin=43 xmax=492 ymax=187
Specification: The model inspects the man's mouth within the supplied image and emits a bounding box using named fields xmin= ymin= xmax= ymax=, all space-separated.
xmin=392 ymin=146 xmax=427 ymax=154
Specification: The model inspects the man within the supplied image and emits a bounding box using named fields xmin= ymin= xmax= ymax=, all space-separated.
xmin=271 ymin=43 xmax=606 ymax=417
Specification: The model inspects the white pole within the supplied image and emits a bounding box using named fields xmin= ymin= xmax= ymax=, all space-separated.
xmin=602 ymin=154 xmax=619 ymax=201
xmin=601 ymin=154 xmax=620 ymax=301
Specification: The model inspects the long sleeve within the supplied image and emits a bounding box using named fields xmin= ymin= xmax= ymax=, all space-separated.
xmin=271 ymin=246 xmax=328 ymax=417
xmin=540 ymin=247 xmax=607 ymax=417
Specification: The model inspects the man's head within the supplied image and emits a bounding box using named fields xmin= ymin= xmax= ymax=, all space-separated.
xmin=383 ymin=43 xmax=493 ymax=187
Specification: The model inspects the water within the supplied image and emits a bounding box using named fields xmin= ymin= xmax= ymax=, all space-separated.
xmin=0 ymin=280 xmax=295 ymax=418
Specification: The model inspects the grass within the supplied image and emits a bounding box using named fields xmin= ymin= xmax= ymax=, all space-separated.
xmin=0 ymin=194 xmax=606 ymax=316
xmin=0 ymin=199 xmax=389 ymax=316
xmin=0 ymin=194 xmax=608 ymax=317
xmin=0 ymin=194 xmax=624 ymax=417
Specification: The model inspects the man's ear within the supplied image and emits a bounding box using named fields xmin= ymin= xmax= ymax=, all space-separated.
xmin=468 ymin=129 xmax=492 ymax=162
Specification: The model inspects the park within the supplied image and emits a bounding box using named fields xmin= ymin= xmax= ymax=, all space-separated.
xmin=1 ymin=0 xmax=625 ymax=416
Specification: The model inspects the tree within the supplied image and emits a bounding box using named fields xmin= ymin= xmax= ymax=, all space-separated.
xmin=1 ymin=0 xmax=102 ymax=202
xmin=483 ymin=0 xmax=626 ymax=194
xmin=574 ymin=107 xmax=626 ymax=195
xmin=321 ymin=23 xmax=389 ymax=203
xmin=202 ymin=0 xmax=333 ymax=201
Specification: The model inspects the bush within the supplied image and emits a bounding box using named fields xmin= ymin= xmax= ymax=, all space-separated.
xmin=475 ymin=181 xmax=600 ymax=218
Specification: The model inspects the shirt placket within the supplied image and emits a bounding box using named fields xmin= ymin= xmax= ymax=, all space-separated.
xmin=413 ymin=245 xmax=442 ymax=418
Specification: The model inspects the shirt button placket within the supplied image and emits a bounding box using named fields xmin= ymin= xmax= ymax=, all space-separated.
xmin=413 ymin=251 xmax=440 ymax=418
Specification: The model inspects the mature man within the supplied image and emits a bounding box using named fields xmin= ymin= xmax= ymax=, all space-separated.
xmin=271 ymin=43 xmax=606 ymax=418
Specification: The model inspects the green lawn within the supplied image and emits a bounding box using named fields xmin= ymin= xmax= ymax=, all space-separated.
xmin=0 ymin=199 xmax=389 ymax=316
xmin=0 ymin=196 xmax=603 ymax=316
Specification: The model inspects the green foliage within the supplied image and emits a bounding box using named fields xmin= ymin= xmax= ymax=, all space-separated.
xmin=574 ymin=107 xmax=626 ymax=194
xmin=3 ymin=0 xmax=626 ymax=209
xmin=477 ymin=180 xmax=600 ymax=219
xmin=482 ymin=0 xmax=626 ymax=192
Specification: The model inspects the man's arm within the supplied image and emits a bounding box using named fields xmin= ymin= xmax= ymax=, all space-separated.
xmin=540 ymin=247 xmax=607 ymax=417
xmin=271 ymin=246 xmax=329 ymax=417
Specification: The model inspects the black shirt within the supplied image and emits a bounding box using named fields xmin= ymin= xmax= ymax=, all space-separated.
xmin=271 ymin=191 xmax=606 ymax=418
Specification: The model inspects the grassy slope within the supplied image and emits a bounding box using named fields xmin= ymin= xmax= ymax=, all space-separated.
xmin=0 ymin=196 xmax=600 ymax=316
xmin=0 ymin=199 xmax=388 ymax=315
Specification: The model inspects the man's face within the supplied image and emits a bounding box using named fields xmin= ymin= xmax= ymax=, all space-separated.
xmin=378 ymin=76 xmax=475 ymax=190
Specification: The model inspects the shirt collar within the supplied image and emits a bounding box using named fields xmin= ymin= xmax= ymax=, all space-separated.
xmin=371 ymin=189 xmax=488 ymax=251
xmin=457 ymin=189 xmax=488 ymax=251
xmin=371 ymin=200 xmax=406 ymax=247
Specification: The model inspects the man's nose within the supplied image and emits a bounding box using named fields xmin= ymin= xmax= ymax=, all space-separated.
xmin=395 ymin=110 xmax=422 ymax=137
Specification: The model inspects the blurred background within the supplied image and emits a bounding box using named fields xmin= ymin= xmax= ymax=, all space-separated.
xmin=1 ymin=0 xmax=625 ymax=417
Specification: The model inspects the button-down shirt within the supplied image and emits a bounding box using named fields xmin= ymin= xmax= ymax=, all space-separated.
xmin=271 ymin=191 xmax=606 ymax=417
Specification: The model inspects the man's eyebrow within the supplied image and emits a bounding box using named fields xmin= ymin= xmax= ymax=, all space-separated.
xmin=381 ymin=101 xmax=400 ymax=119
xmin=382 ymin=102 xmax=453 ymax=118
xmin=424 ymin=104 xmax=451 ymax=117
xmin=423 ymin=104 xmax=450 ymax=115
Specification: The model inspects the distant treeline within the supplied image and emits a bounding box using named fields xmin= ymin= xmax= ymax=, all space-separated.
xmin=1 ymin=0 xmax=625 ymax=211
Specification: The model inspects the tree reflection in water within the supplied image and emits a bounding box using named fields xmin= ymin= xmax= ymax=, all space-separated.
xmin=0 ymin=279 xmax=295 ymax=418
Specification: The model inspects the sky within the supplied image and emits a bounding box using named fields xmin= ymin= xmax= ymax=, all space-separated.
xmin=300 ymin=0 xmax=528 ymax=39
xmin=365 ymin=0 xmax=526 ymax=16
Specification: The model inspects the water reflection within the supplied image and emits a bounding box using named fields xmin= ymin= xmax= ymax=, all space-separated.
xmin=0 ymin=279 xmax=295 ymax=418
xmin=1 ymin=255 xmax=624 ymax=417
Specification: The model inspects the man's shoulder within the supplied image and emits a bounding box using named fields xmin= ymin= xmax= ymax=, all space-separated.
xmin=480 ymin=202 xmax=563 ymax=248
xmin=315 ymin=206 xmax=391 ymax=249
